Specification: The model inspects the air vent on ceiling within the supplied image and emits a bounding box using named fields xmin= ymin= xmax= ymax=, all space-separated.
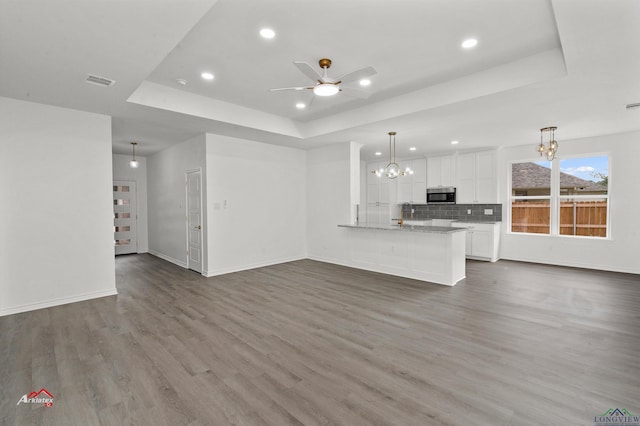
xmin=625 ymin=102 xmax=640 ymax=110
xmin=85 ymin=74 xmax=116 ymax=87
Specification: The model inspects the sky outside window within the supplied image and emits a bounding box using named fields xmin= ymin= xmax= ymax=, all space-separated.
xmin=535 ymin=155 xmax=608 ymax=183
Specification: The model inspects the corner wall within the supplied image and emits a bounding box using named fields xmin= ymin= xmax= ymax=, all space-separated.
xmin=0 ymin=97 xmax=116 ymax=316
xmin=499 ymin=130 xmax=640 ymax=274
xmin=307 ymin=142 xmax=360 ymax=264
xmin=112 ymin=154 xmax=149 ymax=253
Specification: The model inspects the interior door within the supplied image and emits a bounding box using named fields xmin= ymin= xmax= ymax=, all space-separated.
xmin=186 ymin=170 xmax=203 ymax=273
xmin=113 ymin=181 xmax=137 ymax=255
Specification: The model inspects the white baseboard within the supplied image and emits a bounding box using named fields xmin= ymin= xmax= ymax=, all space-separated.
xmin=204 ymin=255 xmax=306 ymax=277
xmin=307 ymin=254 xmax=351 ymax=268
xmin=500 ymin=255 xmax=640 ymax=275
xmin=148 ymin=250 xmax=187 ymax=268
xmin=0 ymin=288 xmax=118 ymax=317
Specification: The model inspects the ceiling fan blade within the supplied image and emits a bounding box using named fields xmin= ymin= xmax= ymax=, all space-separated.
xmin=340 ymin=86 xmax=372 ymax=99
xmin=269 ymin=86 xmax=312 ymax=92
xmin=336 ymin=66 xmax=377 ymax=85
xmin=306 ymin=92 xmax=315 ymax=109
xmin=294 ymin=61 xmax=323 ymax=83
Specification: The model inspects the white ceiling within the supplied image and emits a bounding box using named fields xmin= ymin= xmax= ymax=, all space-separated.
xmin=1 ymin=0 xmax=639 ymax=160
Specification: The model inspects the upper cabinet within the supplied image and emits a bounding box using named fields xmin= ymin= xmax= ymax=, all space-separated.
xmin=397 ymin=158 xmax=427 ymax=204
xmin=455 ymin=150 xmax=498 ymax=204
xmin=427 ymin=155 xmax=456 ymax=188
xmin=366 ymin=160 xmax=391 ymax=204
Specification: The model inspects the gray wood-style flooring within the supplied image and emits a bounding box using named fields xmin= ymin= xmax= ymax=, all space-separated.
xmin=1 ymin=255 xmax=639 ymax=425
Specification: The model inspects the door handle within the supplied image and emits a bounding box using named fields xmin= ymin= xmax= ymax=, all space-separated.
xmin=195 ymin=225 xmax=201 ymax=230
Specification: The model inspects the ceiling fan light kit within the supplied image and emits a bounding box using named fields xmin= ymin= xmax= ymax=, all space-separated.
xmin=270 ymin=58 xmax=376 ymax=101
xmin=313 ymin=83 xmax=339 ymax=96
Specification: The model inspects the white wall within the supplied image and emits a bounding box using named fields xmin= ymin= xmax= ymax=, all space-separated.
xmin=147 ymin=134 xmax=206 ymax=269
xmin=307 ymin=142 xmax=360 ymax=263
xmin=112 ymin=154 xmax=148 ymax=253
xmin=499 ymin=130 xmax=640 ymax=274
xmin=0 ymin=97 xmax=116 ymax=316
xmin=205 ymin=134 xmax=306 ymax=276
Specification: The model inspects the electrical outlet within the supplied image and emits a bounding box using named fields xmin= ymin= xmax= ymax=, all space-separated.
xmin=467 ymin=209 xmax=471 ymax=214
xmin=484 ymin=209 xmax=493 ymax=215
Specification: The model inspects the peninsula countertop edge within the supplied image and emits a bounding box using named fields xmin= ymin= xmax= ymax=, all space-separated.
xmin=338 ymin=224 xmax=468 ymax=234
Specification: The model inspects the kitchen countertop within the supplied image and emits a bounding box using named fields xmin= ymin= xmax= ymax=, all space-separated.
xmin=338 ymin=223 xmax=467 ymax=234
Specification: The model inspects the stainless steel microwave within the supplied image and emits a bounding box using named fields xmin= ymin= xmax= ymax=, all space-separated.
xmin=426 ymin=187 xmax=456 ymax=204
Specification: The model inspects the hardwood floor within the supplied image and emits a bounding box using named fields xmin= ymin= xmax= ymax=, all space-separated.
xmin=1 ymin=255 xmax=639 ymax=425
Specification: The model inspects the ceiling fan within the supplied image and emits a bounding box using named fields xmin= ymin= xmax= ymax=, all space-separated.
xmin=270 ymin=58 xmax=376 ymax=99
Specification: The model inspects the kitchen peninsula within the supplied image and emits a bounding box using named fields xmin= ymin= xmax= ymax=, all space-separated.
xmin=338 ymin=223 xmax=466 ymax=286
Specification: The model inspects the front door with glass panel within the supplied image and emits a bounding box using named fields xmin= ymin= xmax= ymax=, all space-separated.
xmin=186 ymin=171 xmax=203 ymax=273
xmin=113 ymin=180 xmax=137 ymax=255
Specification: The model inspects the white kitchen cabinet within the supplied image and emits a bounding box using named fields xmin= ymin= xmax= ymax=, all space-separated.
xmin=397 ymin=158 xmax=427 ymax=204
xmin=366 ymin=161 xmax=394 ymax=224
xmin=452 ymin=222 xmax=501 ymax=262
xmin=427 ymin=155 xmax=456 ymax=188
xmin=455 ymin=151 xmax=498 ymax=204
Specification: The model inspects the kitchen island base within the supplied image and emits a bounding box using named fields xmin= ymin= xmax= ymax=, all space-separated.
xmin=338 ymin=224 xmax=466 ymax=286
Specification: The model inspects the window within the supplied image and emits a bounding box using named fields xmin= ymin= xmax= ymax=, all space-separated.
xmin=511 ymin=160 xmax=551 ymax=235
xmin=558 ymin=156 xmax=608 ymax=237
xmin=510 ymin=155 xmax=609 ymax=238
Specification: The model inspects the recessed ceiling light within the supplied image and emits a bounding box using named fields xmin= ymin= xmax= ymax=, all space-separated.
xmin=409 ymin=147 xmax=417 ymax=151
xmin=461 ymin=38 xmax=478 ymax=49
xmin=296 ymin=102 xmax=306 ymax=109
xmin=359 ymin=79 xmax=371 ymax=86
xmin=375 ymin=152 xmax=382 ymax=156
xmin=201 ymin=72 xmax=214 ymax=81
xmin=260 ymin=28 xmax=275 ymax=39
xmin=451 ymin=140 xmax=459 ymax=145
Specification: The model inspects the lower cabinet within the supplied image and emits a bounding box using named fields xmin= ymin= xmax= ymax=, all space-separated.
xmin=452 ymin=222 xmax=501 ymax=262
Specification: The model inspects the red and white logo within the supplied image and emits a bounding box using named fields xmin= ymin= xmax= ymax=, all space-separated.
xmin=17 ymin=388 xmax=54 ymax=407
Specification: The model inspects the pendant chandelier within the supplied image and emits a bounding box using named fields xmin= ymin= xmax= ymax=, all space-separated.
xmin=372 ymin=132 xmax=413 ymax=179
xmin=129 ymin=141 xmax=139 ymax=168
xmin=537 ymin=126 xmax=558 ymax=161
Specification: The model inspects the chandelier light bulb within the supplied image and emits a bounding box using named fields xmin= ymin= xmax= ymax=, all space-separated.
xmin=385 ymin=163 xmax=400 ymax=179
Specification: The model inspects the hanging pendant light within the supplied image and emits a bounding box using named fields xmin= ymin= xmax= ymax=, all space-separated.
xmin=372 ymin=132 xmax=413 ymax=179
xmin=537 ymin=126 xmax=558 ymax=161
xmin=129 ymin=142 xmax=139 ymax=168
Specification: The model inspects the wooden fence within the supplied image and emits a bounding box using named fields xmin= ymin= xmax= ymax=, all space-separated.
xmin=511 ymin=200 xmax=607 ymax=237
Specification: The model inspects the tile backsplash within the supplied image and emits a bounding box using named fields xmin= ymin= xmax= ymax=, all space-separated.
xmin=401 ymin=203 xmax=502 ymax=222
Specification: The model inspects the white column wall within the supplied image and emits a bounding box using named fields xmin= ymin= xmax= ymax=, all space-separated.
xmin=112 ymin=154 xmax=149 ymax=253
xmin=0 ymin=97 xmax=116 ymax=316
xmin=204 ymin=134 xmax=306 ymax=276
xmin=499 ymin=130 xmax=640 ymax=274
xmin=307 ymin=141 xmax=360 ymax=264
xmin=147 ymin=134 xmax=207 ymax=269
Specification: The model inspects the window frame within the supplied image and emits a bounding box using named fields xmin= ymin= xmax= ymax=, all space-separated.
xmin=508 ymin=153 xmax=610 ymax=240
